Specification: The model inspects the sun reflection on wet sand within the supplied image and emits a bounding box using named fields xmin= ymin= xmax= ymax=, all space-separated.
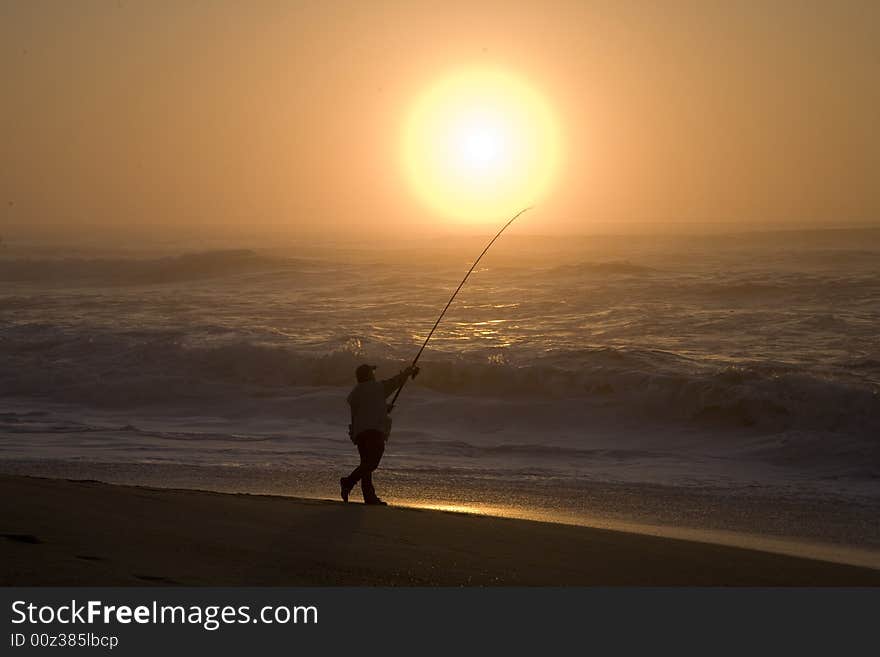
xmin=397 ymin=499 xmax=880 ymax=571
xmin=406 ymin=501 xmax=515 ymax=517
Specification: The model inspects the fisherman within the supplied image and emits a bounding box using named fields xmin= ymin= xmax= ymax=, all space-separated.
xmin=341 ymin=363 xmax=419 ymax=505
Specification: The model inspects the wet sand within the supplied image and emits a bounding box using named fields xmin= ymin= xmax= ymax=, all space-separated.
xmin=2 ymin=474 xmax=878 ymax=586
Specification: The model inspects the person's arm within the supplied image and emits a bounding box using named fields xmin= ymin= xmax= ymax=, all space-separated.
xmin=381 ymin=366 xmax=419 ymax=397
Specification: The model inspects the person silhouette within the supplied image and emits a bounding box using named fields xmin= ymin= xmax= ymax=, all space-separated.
xmin=340 ymin=363 xmax=418 ymax=505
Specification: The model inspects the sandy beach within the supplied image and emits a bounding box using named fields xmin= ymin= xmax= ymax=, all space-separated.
xmin=2 ymin=474 xmax=878 ymax=586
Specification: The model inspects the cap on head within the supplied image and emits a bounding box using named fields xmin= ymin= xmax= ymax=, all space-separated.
xmin=356 ymin=363 xmax=376 ymax=382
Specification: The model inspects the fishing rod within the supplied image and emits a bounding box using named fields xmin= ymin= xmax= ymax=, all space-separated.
xmin=388 ymin=206 xmax=532 ymax=412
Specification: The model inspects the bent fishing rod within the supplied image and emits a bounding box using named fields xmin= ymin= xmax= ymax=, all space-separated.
xmin=388 ymin=206 xmax=532 ymax=412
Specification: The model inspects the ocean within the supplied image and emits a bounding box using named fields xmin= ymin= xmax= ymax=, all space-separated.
xmin=1 ymin=229 xmax=878 ymax=559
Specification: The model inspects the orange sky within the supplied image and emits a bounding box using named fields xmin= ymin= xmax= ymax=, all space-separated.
xmin=1 ymin=1 xmax=878 ymax=244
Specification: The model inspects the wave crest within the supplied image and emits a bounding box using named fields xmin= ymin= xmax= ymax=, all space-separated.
xmin=0 ymin=250 xmax=293 ymax=284
xmin=1 ymin=327 xmax=876 ymax=434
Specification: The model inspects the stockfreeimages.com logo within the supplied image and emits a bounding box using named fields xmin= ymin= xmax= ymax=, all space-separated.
xmin=12 ymin=600 xmax=318 ymax=632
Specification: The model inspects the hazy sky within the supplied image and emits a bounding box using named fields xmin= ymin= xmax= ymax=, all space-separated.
xmin=2 ymin=0 xmax=878 ymax=244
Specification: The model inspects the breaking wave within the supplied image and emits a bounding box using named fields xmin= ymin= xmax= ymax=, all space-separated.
xmin=1 ymin=325 xmax=877 ymax=435
xmin=0 ymin=250 xmax=296 ymax=284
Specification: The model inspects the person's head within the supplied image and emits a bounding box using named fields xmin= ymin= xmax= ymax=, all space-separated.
xmin=355 ymin=363 xmax=376 ymax=383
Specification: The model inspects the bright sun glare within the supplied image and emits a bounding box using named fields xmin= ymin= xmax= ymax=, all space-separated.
xmin=403 ymin=69 xmax=561 ymax=222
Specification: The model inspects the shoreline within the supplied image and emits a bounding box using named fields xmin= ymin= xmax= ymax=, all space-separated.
xmin=2 ymin=456 xmax=877 ymax=570
xmin=349 ymin=500 xmax=880 ymax=571
xmin=2 ymin=474 xmax=879 ymax=586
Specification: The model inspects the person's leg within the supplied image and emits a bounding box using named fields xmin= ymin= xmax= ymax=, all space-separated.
xmin=360 ymin=433 xmax=385 ymax=502
xmin=343 ymin=439 xmax=371 ymax=489
xmin=361 ymin=469 xmax=375 ymax=501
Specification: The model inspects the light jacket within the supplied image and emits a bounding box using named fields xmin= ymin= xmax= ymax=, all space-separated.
xmin=347 ymin=371 xmax=408 ymax=442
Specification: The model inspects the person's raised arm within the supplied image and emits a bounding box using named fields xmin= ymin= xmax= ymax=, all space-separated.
xmin=382 ymin=366 xmax=419 ymax=397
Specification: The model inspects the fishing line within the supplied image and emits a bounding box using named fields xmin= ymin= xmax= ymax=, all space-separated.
xmin=388 ymin=206 xmax=532 ymax=412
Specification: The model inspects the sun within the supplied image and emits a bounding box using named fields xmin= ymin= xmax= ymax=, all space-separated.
xmin=403 ymin=69 xmax=561 ymax=222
